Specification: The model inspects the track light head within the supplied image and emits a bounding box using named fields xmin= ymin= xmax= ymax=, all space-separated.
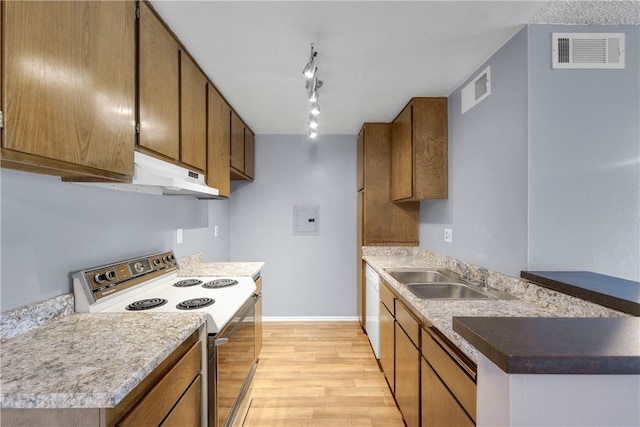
xmin=308 ymin=114 xmax=319 ymax=129
xmin=310 ymin=102 xmax=320 ymax=116
xmin=302 ymin=44 xmax=317 ymax=78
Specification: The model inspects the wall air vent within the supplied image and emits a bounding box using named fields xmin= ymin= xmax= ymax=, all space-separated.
xmin=552 ymin=33 xmax=625 ymax=69
xmin=461 ymin=66 xmax=490 ymax=114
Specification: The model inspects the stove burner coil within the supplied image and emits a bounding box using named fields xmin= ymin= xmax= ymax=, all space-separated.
xmin=203 ymin=279 xmax=239 ymax=289
xmin=176 ymin=297 xmax=215 ymax=310
xmin=173 ymin=279 xmax=203 ymax=287
xmin=126 ymin=298 xmax=168 ymax=311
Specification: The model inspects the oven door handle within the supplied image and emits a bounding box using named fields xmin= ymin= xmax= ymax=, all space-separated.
xmin=214 ymin=337 xmax=229 ymax=346
xmin=215 ymin=294 xmax=260 ymax=346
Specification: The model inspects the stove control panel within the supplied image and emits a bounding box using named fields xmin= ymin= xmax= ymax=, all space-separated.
xmin=73 ymin=251 xmax=177 ymax=302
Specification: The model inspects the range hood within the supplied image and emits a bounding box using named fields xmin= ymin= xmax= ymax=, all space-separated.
xmin=75 ymin=151 xmax=220 ymax=199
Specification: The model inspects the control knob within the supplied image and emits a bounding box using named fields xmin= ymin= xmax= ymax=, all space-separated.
xmin=133 ymin=262 xmax=145 ymax=273
xmin=94 ymin=270 xmax=116 ymax=284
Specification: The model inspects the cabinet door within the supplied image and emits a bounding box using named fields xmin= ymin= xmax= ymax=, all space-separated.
xmin=357 ymin=128 xmax=364 ymax=191
xmin=422 ymin=358 xmax=474 ymax=427
xmin=2 ymin=1 xmax=135 ymax=178
xmin=230 ymin=110 xmax=244 ymax=172
xmin=391 ymin=103 xmax=413 ymax=201
xmin=160 ymin=376 xmax=201 ymax=427
xmin=244 ymin=128 xmax=255 ymax=179
xmin=395 ymin=323 xmax=420 ymax=427
xmin=207 ymin=84 xmax=231 ymax=197
xmin=180 ymin=53 xmax=207 ymax=171
xmin=362 ymin=122 xmax=419 ymax=246
xmin=379 ymin=301 xmax=395 ymax=392
xmin=138 ymin=1 xmax=180 ymax=160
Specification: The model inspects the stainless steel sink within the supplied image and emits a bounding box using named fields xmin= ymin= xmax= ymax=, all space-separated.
xmin=385 ymin=268 xmax=517 ymax=300
xmin=386 ymin=268 xmax=455 ymax=284
xmin=407 ymin=283 xmax=490 ymax=299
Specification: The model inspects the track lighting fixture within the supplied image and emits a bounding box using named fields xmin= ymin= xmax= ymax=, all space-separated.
xmin=303 ymin=43 xmax=323 ymax=138
xmin=308 ymin=114 xmax=319 ymax=129
xmin=302 ymin=44 xmax=317 ymax=79
xmin=310 ymin=101 xmax=320 ymax=116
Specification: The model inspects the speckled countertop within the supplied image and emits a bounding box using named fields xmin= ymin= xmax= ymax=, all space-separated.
xmin=0 ymin=312 xmax=206 ymax=409
xmin=177 ymin=253 xmax=264 ymax=279
xmin=363 ymin=248 xmax=627 ymax=364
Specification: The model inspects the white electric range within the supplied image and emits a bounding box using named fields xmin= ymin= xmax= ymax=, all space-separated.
xmin=72 ymin=251 xmax=260 ymax=427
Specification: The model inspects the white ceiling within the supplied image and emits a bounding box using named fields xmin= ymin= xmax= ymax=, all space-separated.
xmin=149 ymin=1 xmax=638 ymax=135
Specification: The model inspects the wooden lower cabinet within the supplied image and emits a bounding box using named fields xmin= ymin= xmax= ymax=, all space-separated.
xmin=118 ymin=339 xmax=201 ymax=426
xmin=421 ymin=359 xmax=473 ymax=427
xmin=377 ymin=282 xmax=477 ymax=427
xmin=160 ymin=375 xmax=202 ymax=427
xmin=379 ymin=299 xmax=395 ymax=392
xmin=395 ymin=322 xmax=420 ymax=427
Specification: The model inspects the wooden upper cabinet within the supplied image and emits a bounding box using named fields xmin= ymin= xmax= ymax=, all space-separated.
xmin=180 ymin=53 xmax=207 ymax=172
xmin=207 ymin=84 xmax=231 ymax=197
xmin=391 ymin=97 xmax=448 ymax=202
xmin=1 ymin=1 xmax=135 ymax=181
xmin=230 ymin=111 xmax=244 ymax=172
xmin=359 ymin=123 xmax=419 ymax=246
xmin=244 ymin=128 xmax=255 ymax=178
xmin=230 ymin=110 xmax=254 ymax=180
xmin=138 ymin=1 xmax=180 ymax=161
xmin=357 ymin=130 xmax=364 ymax=191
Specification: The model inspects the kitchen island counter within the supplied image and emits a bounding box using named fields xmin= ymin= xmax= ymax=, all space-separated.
xmin=0 ymin=312 xmax=206 ymax=409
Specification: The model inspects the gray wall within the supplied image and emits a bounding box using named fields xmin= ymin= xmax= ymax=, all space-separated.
xmin=420 ymin=27 xmax=529 ymax=277
xmin=229 ymin=134 xmax=357 ymax=318
xmin=1 ymin=168 xmax=230 ymax=311
xmin=528 ymin=25 xmax=640 ymax=281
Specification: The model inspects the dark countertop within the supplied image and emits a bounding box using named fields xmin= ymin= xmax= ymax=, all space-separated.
xmin=453 ymin=317 xmax=640 ymax=375
xmin=521 ymin=271 xmax=640 ymax=316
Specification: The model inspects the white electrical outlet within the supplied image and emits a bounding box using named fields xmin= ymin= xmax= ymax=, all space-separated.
xmin=444 ymin=228 xmax=453 ymax=243
xmin=177 ymin=228 xmax=183 ymax=244
xmin=214 ymin=226 xmax=219 ymax=237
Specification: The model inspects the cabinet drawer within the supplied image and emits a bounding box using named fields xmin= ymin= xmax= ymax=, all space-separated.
xmin=395 ymin=301 xmax=419 ymax=348
xmin=421 ymin=358 xmax=474 ymax=427
xmin=421 ymin=328 xmax=476 ymax=421
xmin=380 ymin=281 xmax=395 ymax=314
xmin=118 ymin=341 xmax=202 ymax=426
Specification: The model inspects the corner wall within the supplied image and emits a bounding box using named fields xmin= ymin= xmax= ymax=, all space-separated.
xmin=420 ymin=27 xmax=529 ymax=277
xmin=527 ymin=25 xmax=640 ymax=281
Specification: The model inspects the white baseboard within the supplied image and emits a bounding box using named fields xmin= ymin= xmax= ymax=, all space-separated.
xmin=263 ymin=316 xmax=359 ymax=322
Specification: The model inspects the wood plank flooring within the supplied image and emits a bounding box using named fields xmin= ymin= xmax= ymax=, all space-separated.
xmin=242 ymin=322 xmax=404 ymax=427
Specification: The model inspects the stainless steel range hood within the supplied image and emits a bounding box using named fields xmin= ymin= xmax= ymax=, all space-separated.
xmin=74 ymin=151 xmax=220 ymax=199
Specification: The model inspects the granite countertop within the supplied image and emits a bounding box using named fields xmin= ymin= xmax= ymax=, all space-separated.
xmin=0 ymin=312 xmax=206 ymax=409
xmin=453 ymin=317 xmax=640 ymax=374
xmin=364 ymin=255 xmax=560 ymax=362
xmin=177 ymin=254 xmax=264 ymax=279
xmin=363 ymin=252 xmax=631 ymax=369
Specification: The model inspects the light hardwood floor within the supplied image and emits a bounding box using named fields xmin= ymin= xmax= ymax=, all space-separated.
xmin=242 ymin=322 xmax=404 ymax=427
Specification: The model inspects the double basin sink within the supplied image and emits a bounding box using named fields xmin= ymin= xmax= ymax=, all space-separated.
xmin=385 ymin=268 xmax=516 ymax=300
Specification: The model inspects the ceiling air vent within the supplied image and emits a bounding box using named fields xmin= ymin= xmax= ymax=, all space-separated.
xmin=552 ymin=33 xmax=625 ymax=69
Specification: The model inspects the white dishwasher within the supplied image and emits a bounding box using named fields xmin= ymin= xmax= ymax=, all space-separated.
xmin=365 ymin=263 xmax=380 ymax=359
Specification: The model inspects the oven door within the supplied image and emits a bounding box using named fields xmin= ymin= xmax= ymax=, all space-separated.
xmin=209 ymin=294 xmax=259 ymax=427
